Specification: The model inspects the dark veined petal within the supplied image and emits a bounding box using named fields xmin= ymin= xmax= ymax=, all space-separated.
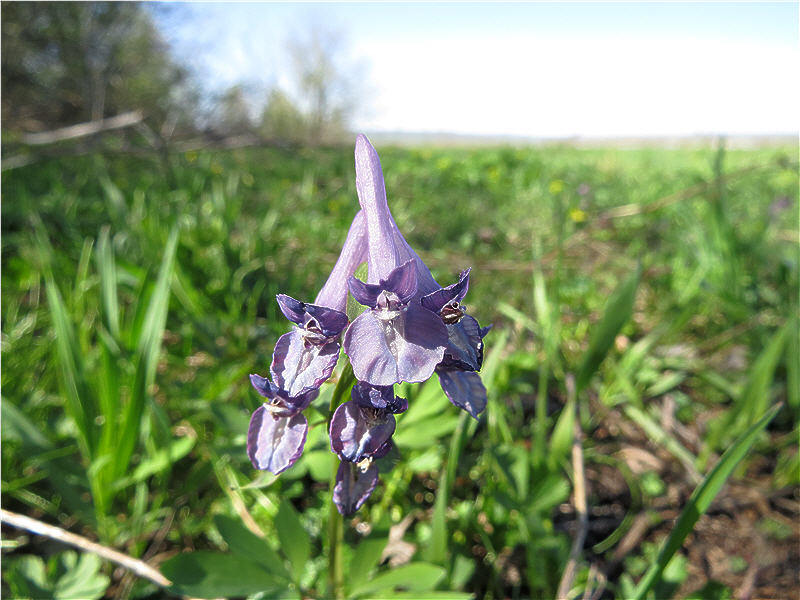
xmin=347 ymin=276 xmax=382 ymax=309
xmin=249 ymin=372 xmax=318 ymax=417
xmin=437 ymin=370 xmax=487 ymax=419
xmin=329 ymin=400 xmax=396 ymax=463
xmin=381 ymin=260 xmax=417 ymax=304
xmin=250 ymin=373 xmax=279 ymax=399
xmin=315 ymin=210 xmax=368 ymax=313
xmin=270 ymin=330 xmax=340 ymax=397
xmin=275 ymin=295 xmax=348 ymax=338
xmin=304 ymin=304 xmax=349 ymax=338
xmin=421 ymin=268 xmax=471 ymax=314
xmin=440 ymin=315 xmax=484 ymax=372
xmin=247 ymin=406 xmax=308 ymax=474
xmin=275 ymin=294 xmax=306 ymax=326
xmin=351 ymin=381 xmax=409 ymax=414
xmin=344 ymin=302 xmax=447 ymax=386
xmin=351 ymin=380 xmax=394 ymax=409
xmin=348 ymin=260 xmax=417 ymax=309
xmin=333 ymin=460 xmax=379 ymax=516
xmin=372 ymin=439 xmax=393 ymax=459
xmin=355 ymin=134 xmax=400 ymax=283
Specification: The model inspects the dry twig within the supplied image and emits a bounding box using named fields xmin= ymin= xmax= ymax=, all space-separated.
xmin=557 ymin=375 xmax=589 ymax=600
xmin=0 ymin=508 xmax=170 ymax=588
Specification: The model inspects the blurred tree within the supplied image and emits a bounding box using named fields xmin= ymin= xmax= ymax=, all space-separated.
xmin=1 ymin=1 xmax=197 ymax=136
xmin=258 ymin=88 xmax=306 ymax=143
xmin=213 ymin=84 xmax=254 ymax=137
xmin=283 ymin=25 xmax=358 ymax=145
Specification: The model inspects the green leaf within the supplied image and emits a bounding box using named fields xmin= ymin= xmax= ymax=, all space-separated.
xmin=111 ymin=436 xmax=195 ymax=492
xmin=54 ymin=553 xmax=109 ymax=600
xmin=548 ymin=397 xmax=575 ymax=471
xmin=115 ymin=228 xmax=178 ymax=480
xmin=213 ymin=514 xmax=292 ymax=581
xmin=160 ymin=551 xmax=285 ymax=599
xmin=350 ymin=563 xmax=446 ymax=598
xmin=45 ymin=273 xmax=97 ymax=457
xmin=393 ymin=416 xmax=458 ymax=449
xmin=732 ymin=318 xmax=792 ymax=434
xmin=576 ymin=266 xmax=640 ymax=392
xmin=274 ymin=499 xmax=311 ymax=582
xmin=1 ymin=400 xmax=53 ymax=450
xmin=346 ymin=536 xmax=389 ymax=595
xmin=4 ymin=555 xmax=50 ymax=598
xmin=382 ymin=593 xmax=474 ymax=600
xmin=632 ymin=403 xmax=782 ymax=600
xmin=96 ymin=227 xmax=120 ymax=339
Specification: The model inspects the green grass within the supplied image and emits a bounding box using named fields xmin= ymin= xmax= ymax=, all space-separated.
xmin=2 ymin=140 xmax=798 ymax=599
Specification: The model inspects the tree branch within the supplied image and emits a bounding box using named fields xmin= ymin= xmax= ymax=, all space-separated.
xmin=21 ymin=110 xmax=143 ymax=145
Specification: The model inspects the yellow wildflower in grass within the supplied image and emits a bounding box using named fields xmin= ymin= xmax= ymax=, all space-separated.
xmin=569 ymin=208 xmax=586 ymax=223
xmin=549 ymin=179 xmax=564 ymax=194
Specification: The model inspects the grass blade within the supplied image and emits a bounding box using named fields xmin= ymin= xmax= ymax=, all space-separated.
xmin=631 ymin=402 xmax=782 ymax=600
xmin=96 ymin=228 xmax=120 ymax=339
xmin=114 ymin=229 xmax=178 ymax=480
xmin=44 ymin=275 xmax=97 ymax=458
xmin=576 ymin=266 xmax=640 ymax=393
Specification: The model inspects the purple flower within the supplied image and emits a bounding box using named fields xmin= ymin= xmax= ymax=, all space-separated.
xmin=421 ymin=268 xmax=491 ymax=419
xmin=343 ymin=135 xmax=448 ymax=386
xmin=333 ymin=460 xmax=379 ymax=516
xmin=248 ymin=210 xmax=368 ymax=475
xmin=270 ymin=294 xmax=348 ymax=398
xmin=330 ymin=382 xmax=407 ymax=463
xmin=330 ymin=381 xmax=407 ymax=514
xmin=314 ymin=210 xmax=367 ymax=313
xmin=247 ymin=374 xmax=317 ymax=474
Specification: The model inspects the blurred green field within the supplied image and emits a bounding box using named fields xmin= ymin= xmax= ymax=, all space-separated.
xmin=2 ymin=141 xmax=798 ymax=599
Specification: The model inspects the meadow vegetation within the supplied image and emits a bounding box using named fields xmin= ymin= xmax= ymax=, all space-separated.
xmin=2 ymin=140 xmax=798 ymax=598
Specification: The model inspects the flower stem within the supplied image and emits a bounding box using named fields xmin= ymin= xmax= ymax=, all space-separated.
xmin=326 ymin=359 xmax=354 ymax=600
xmin=327 ymin=468 xmax=345 ymax=599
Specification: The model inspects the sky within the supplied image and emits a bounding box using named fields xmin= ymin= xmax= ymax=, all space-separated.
xmin=152 ymin=2 xmax=799 ymax=139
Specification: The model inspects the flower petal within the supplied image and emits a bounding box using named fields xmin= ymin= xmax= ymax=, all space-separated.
xmin=275 ymin=294 xmax=306 ymax=326
xmin=344 ymin=303 xmax=447 ymax=386
xmin=351 ymin=381 xmax=409 ymax=414
xmin=315 ymin=211 xmax=368 ymax=313
xmin=437 ymin=370 xmax=487 ymax=419
xmin=250 ymin=373 xmax=278 ymax=399
xmin=382 ymin=259 xmax=418 ymax=304
xmin=421 ymin=268 xmax=471 ymax=314
xmin=330 ymin=400 xmax=396 ymax=463
xmin=333 ymin=460 xmax=379 ymax=516
xmin=355 ymin=134 xmax=400 ymax=283
xmin=440 ymin=315 xmax=484 ymax=372
xmin=247 ymin=406 xmax=308 ymax=474
xmin=270 ymin=330 xmax=340 ymax=397
xmin=304 ymin=304 xmax=349 ymax=338
xmin=348 ymin=259 xmax=417 ymax=309
xmin=390 ymin=223 xmax=441 ymax=297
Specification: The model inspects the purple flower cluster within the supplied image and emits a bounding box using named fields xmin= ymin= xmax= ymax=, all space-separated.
xmin=248 ymin=135 xmax=489 ymax=515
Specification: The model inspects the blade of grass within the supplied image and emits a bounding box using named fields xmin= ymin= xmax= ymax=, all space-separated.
xmin=114 ymin=229 xmax=178 ymax=480
xmin=576 ymin=266 xmax=640 ymax=393
xmin=631 ymin=402 xmax=782 ymax=600
xmin=97 ymin=228 xmax=120 ymax=339
xmin=44 ymin=275 xmax=97 ymax=458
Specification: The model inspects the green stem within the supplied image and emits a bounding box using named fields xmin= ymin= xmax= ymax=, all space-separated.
xmin=327 ymin=470 xmax=345 ymax=599
xmin=326 ymin=360 xmax=354 ymax=600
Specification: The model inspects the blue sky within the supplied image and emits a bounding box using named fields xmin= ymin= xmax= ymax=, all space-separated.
xmin=152 ymin=2 xmax=799 ymax=138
